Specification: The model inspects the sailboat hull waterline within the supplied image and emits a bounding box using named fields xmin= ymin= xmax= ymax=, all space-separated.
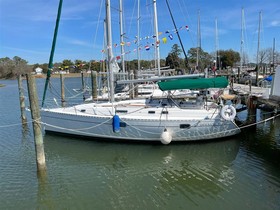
xmin=41 ymin=98 xmax=240 ymax=144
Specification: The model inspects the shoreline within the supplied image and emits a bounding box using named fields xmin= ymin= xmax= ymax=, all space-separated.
xmin=0 ymin=73 xmax=83 ymax=81
xmin=34 ymin=73 xmax=82 ymax=79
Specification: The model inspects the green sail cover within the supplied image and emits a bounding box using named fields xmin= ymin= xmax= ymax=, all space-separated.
xmin=158 ymin=77 xmax=228 ymax=91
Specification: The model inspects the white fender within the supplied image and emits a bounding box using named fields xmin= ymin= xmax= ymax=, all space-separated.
xmin=160 ymin=129 xmax=172 ymax=144
xmin=220 ymin=105 xmax=236 ymax=121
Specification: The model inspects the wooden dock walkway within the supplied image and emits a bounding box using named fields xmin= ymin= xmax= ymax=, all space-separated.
xmin=230 ymin=83 xmax=280 ymax=112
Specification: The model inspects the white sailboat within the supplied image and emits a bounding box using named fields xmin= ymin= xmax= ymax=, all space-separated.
xmin=41 ymin=0 xmax=240 ymax=144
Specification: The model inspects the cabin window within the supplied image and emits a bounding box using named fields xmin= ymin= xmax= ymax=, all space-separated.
xmin=180 ymin=124 xmax=190 ymax=129
xmin=162 ymin=111 xmax=168 ymax=114
xmin=148 ymin=111 xmax=155 ymax=114
xmin=80 ymin=109 xmax=86 ymax=112
xmin=116 ymin=110 xmax=128 ymax=113
xmin=120 ymin=122 xmax=126 ymax=127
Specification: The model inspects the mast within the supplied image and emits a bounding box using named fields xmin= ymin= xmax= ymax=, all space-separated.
xmin=215 ymin=18 xmax=218 ymax=71
xmin=272 ymin=38 xmax=275 ymax=72
xmin=41 ymin=0 xmax=63 ymax=107
xmin=106 ymin=0 xmax=115 ymax=103
xmin=196 ymin=10 xmax=201 ymax=71
xmin=119 ymin=0 xmax=125 ymax=73
xmin=256 ymin=11 xmax=262 ymax=85
xmin=240 ymin=8 xmax=245 ymax=78
xmin=153 ymin=0 xmax=161 ymax=76
xmin=166 ymin=0 xmax=189 ymax=72
xmin=137 ymin=0 xmax=141 ymax=73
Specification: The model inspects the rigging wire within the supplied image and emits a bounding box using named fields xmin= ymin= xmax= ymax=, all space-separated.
xmin=92 ymin=0 xmax=104 ymax=52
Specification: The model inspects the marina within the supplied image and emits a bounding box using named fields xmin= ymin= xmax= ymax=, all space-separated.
xmin=1 ymin=0 xmax=280 ymax=209
xmin=0 ymin=78 xmax=280 ymax=209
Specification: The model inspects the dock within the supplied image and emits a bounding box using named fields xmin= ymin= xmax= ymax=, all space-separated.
xmin=230 ymin=82 xmax=280 ymax=113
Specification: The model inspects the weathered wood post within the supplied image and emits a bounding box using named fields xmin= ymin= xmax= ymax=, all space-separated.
xmin=81 ymin=70 xmax=85 ymax=101
xmin=133 ymin=69 xmax=138 ymax=98
xmin=129 ymin=70 xmax=134 ymax=99
xmin=17 ymin=74 xmax=27 ymax=125
xmin=91 ymin=70 xmax=98 ymax=100
xmin=249 ymin=79 xmax=252 ymax=92
xmin=237 ymin=67 xmax=240 ymax=83
xmin=60 ymin=74 xmax=66 ymax=107
xmin=246 ymin=95 xmax=257 ymax=124
xmin=26 ymin=73 xmax=46 ymax=172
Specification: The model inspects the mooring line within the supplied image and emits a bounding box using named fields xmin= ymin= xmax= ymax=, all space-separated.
xmin=238 ymin=114 xmax=280 ymax=130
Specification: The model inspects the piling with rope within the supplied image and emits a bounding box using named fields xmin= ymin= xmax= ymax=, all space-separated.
xmin=26 ymin=73 xmax=46 ymax=173
xmin=60 ymin=73 xmax=66 ymax=107
xmin=246 ymin=95 xmax=258 ymax=125
xmin=91 ymin=70 xmax=98 ymax=100
xmin=17 ymin=74 xmax=27 ymax=125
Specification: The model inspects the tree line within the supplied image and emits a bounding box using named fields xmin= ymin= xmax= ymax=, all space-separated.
xmin=1 ymin=44 xmax=278 ymax=79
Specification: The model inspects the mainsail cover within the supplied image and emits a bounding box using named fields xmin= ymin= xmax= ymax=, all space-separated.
xmin=158 ymin=77 xmax=228 ymax=91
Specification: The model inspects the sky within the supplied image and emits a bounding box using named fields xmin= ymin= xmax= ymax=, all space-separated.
xmin=0 ymin=0 xmax=279 ymax=65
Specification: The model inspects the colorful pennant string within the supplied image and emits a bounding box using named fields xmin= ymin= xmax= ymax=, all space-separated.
xmin=101 ymin=25 xmax=190 ymax=60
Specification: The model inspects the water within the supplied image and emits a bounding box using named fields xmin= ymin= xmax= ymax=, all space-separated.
xmin=0 ymin=78 xmax=279 ymax=209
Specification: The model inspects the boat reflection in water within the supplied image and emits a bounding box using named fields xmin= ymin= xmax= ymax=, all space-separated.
xmin=41 ymin=136 xmax=240 ymax=209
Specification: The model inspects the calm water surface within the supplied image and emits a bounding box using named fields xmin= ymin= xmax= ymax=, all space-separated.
xmin=0 ymin=78 xmax=279 ymax=209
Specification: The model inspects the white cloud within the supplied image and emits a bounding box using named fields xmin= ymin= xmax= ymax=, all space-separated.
xmin=270 ymin=20 xmax=280 ymax=27
xmin=68 ymin=39 xmax=92 ymax=47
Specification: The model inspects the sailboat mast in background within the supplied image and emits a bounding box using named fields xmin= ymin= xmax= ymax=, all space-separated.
xmin=153 ymin=0 xmax=161 ymax=76
xmin=196 ymin=10 xmax=201 ymax=71
xmin=119 ymin=0 xmax=125 ymax=73
xmin=255 ymin=11 xmax=262 ymax=85
xmin=105 ymin=0 xmax=115 ymax=103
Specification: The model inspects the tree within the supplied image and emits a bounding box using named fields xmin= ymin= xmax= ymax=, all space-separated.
xmin=90 ymin=60 xmax=101 ymax=72
xmin=74 ymin=59 xmax=87 ymax=72
xmin=219 ymin=49 xmax=240 ymax=68
xmin=187 ymin=47 xmax=212 ymax=71
xmin=0 ymin=56 xmax=30 ymax=78
xmin=165 ymin=44 xmax=184 ymax=69
xmin=13 ymin=56 xmax=30 ymax=75
xmin=0 ymin=57 xmax=13 ymax=78
xmin=60 ymin=59 xmax=73 ymax=72
xmin=40 ymin=63 xmax=49 ymax=74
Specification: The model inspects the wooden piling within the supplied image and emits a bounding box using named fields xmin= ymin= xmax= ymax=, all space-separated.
xmin=246 ymin=95 xmax=257 ymax=124
xmin=17 ymin=74 xmax=27 ymax=125
xmin=91 ymin=71 xmax=98 ymax=100
xmin=81 ymin=71 xmax=85 ymax=101
xmin=26 ymin=73 xmax=46 ymax=172
xmin=129 ymin=71 xmax=134 ymax=99
xmin=60 ymin=74 xmax=66 ymax=107
xmin=81 ymin=71 xmax=85 ymax=88
xmin=133 ymin=69 xmax=138 ymax=98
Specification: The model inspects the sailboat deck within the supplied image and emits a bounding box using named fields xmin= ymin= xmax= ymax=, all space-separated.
xmin=42 ymin=98 xmax=219 ymax=121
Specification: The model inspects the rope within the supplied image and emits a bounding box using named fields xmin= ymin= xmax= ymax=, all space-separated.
xmin=1 ymin=113 xmax=279 ymax=139
xmin=40 ymin=117 xmax=112 ymax=131
xmin=238 ymin=114 xmax=280 ymax=130
xmin=0 ymin=121 xmax=32 ymax=128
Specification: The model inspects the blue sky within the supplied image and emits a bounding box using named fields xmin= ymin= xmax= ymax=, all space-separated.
xmin=1 ymin=0 xmax=279 ymax=64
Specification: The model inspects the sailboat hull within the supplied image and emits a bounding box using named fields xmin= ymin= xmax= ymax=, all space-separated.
xmin=41 ymin=102 xmax=240 ymax=143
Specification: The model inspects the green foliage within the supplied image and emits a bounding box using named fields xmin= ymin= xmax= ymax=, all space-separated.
xmin=0 ymin=56 xmax=30 ymax=79
xmin=219 ymin=49 xmax=240 ymax=68
xmin=90 ymin=60 xmax=102 ymax=72
xmin=165 ymin=44 xmax=185 ymax=69
xmin=187 ymin=47 xmax=212 ymax=70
